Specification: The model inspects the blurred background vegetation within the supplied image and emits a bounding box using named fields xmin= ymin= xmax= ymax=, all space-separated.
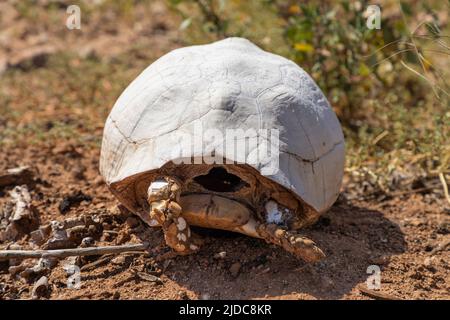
xmin=0 ymin=0 xmax=449 ymax=200
xmin=168 ymin=0 xmax=450 ymax=199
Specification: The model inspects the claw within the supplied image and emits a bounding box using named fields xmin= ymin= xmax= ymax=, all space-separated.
xmin=147 ymin=177 xmax=201 ymax=255
xmin=257 ymin=223 xmax=325 ymax=262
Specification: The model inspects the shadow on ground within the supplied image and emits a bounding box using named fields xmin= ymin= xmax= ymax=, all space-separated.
xmin=152 ymin=202 xmax=406 ymax=299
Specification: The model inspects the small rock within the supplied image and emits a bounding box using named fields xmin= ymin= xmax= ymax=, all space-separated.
xmin=430 ymin=238 xmax=450 ymax=254
xmin=200 ymin=293 xmax=211 ymax=300
xmin=65 ymin=256 xmax=81 ymax=267
xmin=369 ymin=255 xmax=390 ymax=265
xmin=94 ymin=203 xmax=106 ymax=209
xmin=0 ymin=166 xmax=34 ymax=188
xmin=93 ymin=176 xmax=104 ymax=187
xmin=80 ymin=237 xmax=95 ymax=247
xmin=136 ymin=272 xmax=163 ymax=285
xmin=258 ymin=267 xmax=271 ymax=274
xmin=8 ymin=244 xmax=22 ymax=250
xmin=58 ymin=191 xmax=92 ymax=214
xmin=63 ymin=217 xmax=85 ymax=229
xmin=72 ymin=165 xmax=86 ymax=180
xmin=66 ymin=225 xmax=88 ymax=243
xmin=52 ymin=144 xmax=81 ymax=158
xmin=43 ymin=221 xmax=76 ymax=249
xmin=88 ymin=224 xmax=99 ymax=235
xmin=38 ymin=257 xmax=58 ymax=269
xmin=113 ymin=291 xmax=120 ymax=300
xmin=177 ymin=290 xmax=189 ymax=300
xmin=30 ymin=228 xmax=47 ymax=246
xmin=39 ymin=224 xmax=52 ymax=236
xmin=115 ymin=231 xmax=131 ymax=245
xmin=44 ymin=234 xmax=75 ymax=250
xmin=229 ymin=262 xmax=241 ymax=277
xmin=111 ymin=255 xmax=126 ymax=266
xmin=436 ymin=221 xmax=449 ymax=235
xmin=424 ymin=257 xmax=432 ymax=266
xmin=20 ymin=264 xmax=49 ymax=283
xmin=423 ymin=257 xmax=438 ymax=272
xmin=8 ymin=264 xmax=27 ymax=276
xmin=0 ymin=283 xmax=6 ymax=294
xmin=1 ymin=186 xmax=40 ymax=242
xmin=409 ymin=219 xmax=423 ymax=227
xmin=214 ymin=251 xmax=226 ymax=259
xmin=126 ymin=217 xmax=139 ymax=228
xmin=31 ymin=276 xmax=49 ymax=299
xmin=322 ymin=276 xmax=334 ymax=289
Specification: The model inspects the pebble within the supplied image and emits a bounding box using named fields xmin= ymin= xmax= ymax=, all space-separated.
xmin=20 ymin=264 xmax=49 ymax=282
xmin=229 ymin=262 xmax=241 ymax=277
xmin=31 ymin=276 xmax=49 ymax=299
xmin=126 ymin=217 xmax=139 ymax=228
xmin=369 ymin=255 xmax=390 ymax=265
xmin=30 ymin=229 xmax=47 ymax=246
xmin=80 ymin=237 xmax=95 ymax=248
xmin=8 ymin=244 xmax=22 ymax=250
xmin=111 ymin=255 xmax=126 ymax=265
xmin=8 ymin=264 xmax=26 ymax=276
xmin=177 ymin=290 xmax=189 ymax=300
xmin=65 ymin=256 xmax=81 ymax=267
xmin=115 ymin=232 xmax=131 ymax=245
xmin=200 ymin=293 xmax=211 ymax=300
xmin=37 ymin=257 xmax=58 ymax=269
xmin=214 ymin=251 xmax=226 ymax=259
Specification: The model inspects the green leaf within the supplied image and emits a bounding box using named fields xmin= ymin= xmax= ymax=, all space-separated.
xmin=400 ymin=1 xmax=413 ymax=16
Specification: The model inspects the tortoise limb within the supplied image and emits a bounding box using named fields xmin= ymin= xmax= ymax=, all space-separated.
xmin=147 ymin=178 xmax=200 ymax=255
xmin=179 ymin=194 xmax=325 ymax=262
xmin=146 ymin=183 xmax=324 ymax=261
xmin=232 ymin=218 xmax=325 ymax=262
xmin=255 ymin=223 xmax=325 ymax=262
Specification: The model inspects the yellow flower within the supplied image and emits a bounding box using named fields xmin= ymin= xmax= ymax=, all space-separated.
xmin=294 ymin=43 xmax=314 ymax=52
xmin=288 ymin=5 xmax=301 ymax=15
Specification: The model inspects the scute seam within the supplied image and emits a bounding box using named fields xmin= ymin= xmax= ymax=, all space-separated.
xmin=283 ymin=140 xmax=344 ymax=163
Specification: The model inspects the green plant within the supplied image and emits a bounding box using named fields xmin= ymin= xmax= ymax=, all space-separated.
xmin=169 ymin=0 xmax=449 ymax=197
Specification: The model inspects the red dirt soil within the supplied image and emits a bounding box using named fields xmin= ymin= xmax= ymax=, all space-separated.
xmin=0 ymin=144 xmax=449 ymax=300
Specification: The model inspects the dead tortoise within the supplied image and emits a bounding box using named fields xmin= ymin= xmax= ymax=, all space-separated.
xmin=100 ymin=37 xmax=345 ymax=262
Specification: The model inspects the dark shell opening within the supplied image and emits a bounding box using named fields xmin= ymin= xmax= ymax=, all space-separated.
xmin=193 ymin=167 xmax=249 ymax=193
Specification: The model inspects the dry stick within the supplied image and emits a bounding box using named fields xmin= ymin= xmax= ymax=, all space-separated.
xmin=358 ymin=286 xmax=402 ymax=300
xmin=389 ymin=186 xmax=433 ymax=197
xmin=0 ymin=244 xmax=147 ymax=261
xmin=438 ymin=172 xmax=450 ymax=205
xmin=80 ymin=255 xmax=115 ymax=272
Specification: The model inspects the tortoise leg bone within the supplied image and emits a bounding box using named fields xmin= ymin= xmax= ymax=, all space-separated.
xmin=179 ymin=194 xmax=325 ymax=262
xmin=255 ymin=223 xmax=325 ymax=262
xmin=233 ymin=218 xmax=325 ymax=262
xmin=147 ymin=178 xmax=200 ymax=254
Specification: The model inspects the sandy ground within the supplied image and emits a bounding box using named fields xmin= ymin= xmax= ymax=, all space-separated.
xmin=0 ymin=145 xmax=448 ymax=300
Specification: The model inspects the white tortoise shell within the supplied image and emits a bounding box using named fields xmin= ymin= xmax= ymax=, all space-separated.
xmin=100 ymin=37 xmax=345 ymax=216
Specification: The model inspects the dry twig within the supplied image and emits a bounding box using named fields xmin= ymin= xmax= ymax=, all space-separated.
xmin=0 ymin=244 xmax=146 ymax=261
xmin=358 ymin=285 xmax=402 ymax=300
